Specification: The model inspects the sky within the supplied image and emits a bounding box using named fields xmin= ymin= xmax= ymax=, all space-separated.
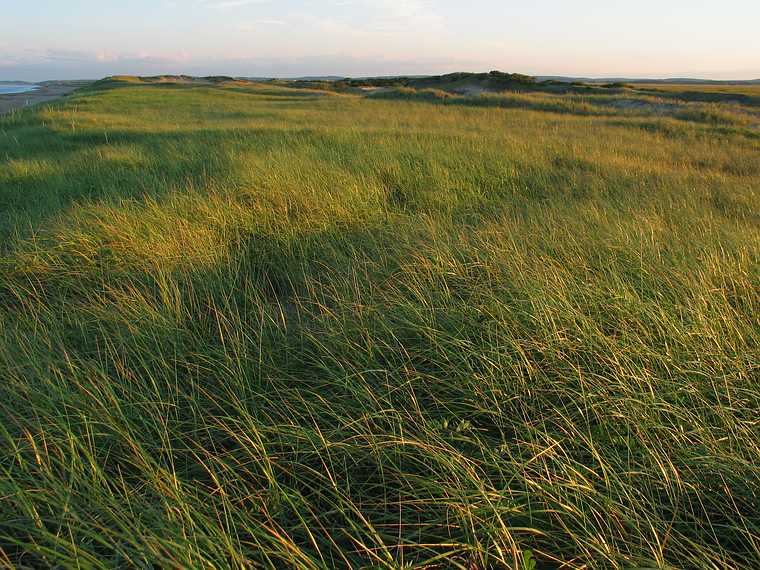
xmin=2 ymin=0 xmax=759 ymax=81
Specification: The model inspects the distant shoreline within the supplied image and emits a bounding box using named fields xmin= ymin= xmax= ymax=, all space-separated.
xmin=0 ymin=81 xmax=90 ymax=115
xmin=0 ymin=84 xmax=39 ymax=96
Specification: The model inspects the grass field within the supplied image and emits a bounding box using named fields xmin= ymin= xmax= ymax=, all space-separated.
xmin=1 ymin=78 xmax=759 ymax=568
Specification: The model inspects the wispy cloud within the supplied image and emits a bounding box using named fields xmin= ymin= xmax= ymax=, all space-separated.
xmin=315 ymin=0 xmax=444 ymax=37
xmin=331 ymin=0 xmax=442 ymax=25
xmin=1 ymin=48 xmax=190 ymax=67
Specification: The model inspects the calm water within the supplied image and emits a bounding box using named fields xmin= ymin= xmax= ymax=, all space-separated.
xmin=0 ymin=84 xmax=39 ymax=95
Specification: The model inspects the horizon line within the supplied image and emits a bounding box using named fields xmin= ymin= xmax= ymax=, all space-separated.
xmin=3 ymin=72 xmax=760 ymax=84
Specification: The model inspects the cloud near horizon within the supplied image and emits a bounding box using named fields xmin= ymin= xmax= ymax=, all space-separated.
xmin=0 ymin=50 xmax=484 ymax=82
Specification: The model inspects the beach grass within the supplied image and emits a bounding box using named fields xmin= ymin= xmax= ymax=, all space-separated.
xmin=1 ymin=79 xmax=759 ymax=568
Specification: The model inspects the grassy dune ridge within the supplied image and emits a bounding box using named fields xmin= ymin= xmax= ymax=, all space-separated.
xmin=1 ymin=79 xmax=759 ymax=568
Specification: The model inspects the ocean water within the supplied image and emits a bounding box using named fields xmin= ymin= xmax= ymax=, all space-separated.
xmin=0 ymin=84 xmax=39 ymax=95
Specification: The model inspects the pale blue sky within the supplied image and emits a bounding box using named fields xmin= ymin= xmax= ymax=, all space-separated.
xmin=2 ymin=0 xmax=759 ymax=81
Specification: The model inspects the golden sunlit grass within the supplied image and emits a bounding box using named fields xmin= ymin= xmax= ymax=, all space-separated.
xmin=1 ymin=79 xmax=759 ymax=568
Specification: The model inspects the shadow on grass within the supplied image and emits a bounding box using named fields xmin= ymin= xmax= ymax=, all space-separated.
xmin=0 ymin=120 xmax=326 ymax=244
xmin=0 ymin=113 xmax=597 ymax=248
xmin=3 ymin=193 xmax=758 ymax=567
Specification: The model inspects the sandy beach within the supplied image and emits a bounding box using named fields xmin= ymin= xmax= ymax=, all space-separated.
xmin=0 ymin=81 xmax=89 ymax=114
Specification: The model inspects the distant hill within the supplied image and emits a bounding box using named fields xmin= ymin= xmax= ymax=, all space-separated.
xmin=345 ymin=71 xmax=539 ymax=90
xmin=275 ymin=71 xmax=552 ymax=94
